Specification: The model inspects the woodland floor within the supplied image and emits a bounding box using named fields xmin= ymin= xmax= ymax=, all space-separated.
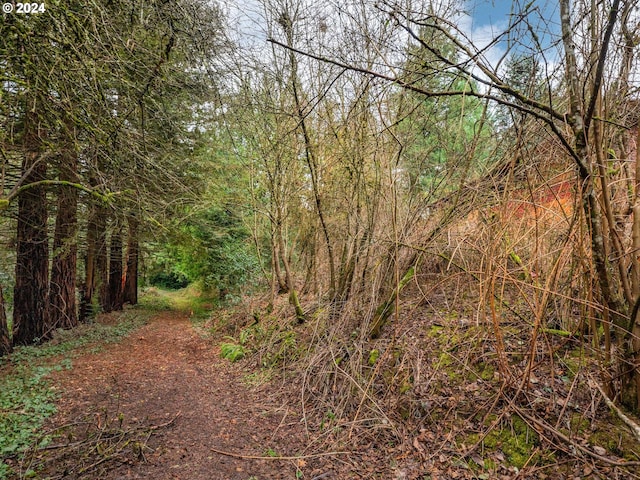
xmin=13 ymin=309 xmax=349 ymax=480
xmin=6 ymin=288 xmax=640 ymax=479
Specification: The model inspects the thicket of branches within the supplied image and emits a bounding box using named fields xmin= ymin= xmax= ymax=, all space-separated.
xmin=218 ymin=0 xmax=640 ymax=460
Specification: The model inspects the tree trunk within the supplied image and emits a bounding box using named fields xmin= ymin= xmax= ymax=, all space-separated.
xmin=97 ymin=212 xmax=109 ymax=311
xmin=107 ymin=228 xmax=124 ymax=311
xmin=560 ymin=0 xmax=623 ymax=323
xmin=107 ymin=228 xmax=124 ymax=312
xmin=0 ymin=283 xmax=11 ymax=356
xmin=13 ymin=109 xmax=50 ymax=345
xmin=560 ymin=0 xmax=635 ymax=407
xmin=80 ymin=201 xmax=108 ymax=321
xmin=49 ymin=130 xmax=79 ymax=330
xmin=80 ymin=208 xmax=97 ymax=322
xmin=123 ymin=215 xmax=139 ymax=305
xmin=276 ymin=219 xmax=305 ymax=323
xmin=271 ymin=229 xmax=288 ymax=293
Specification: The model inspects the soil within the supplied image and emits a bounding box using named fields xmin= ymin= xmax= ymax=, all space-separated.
xmin=33 ymin=311 xmax=348 ymax=480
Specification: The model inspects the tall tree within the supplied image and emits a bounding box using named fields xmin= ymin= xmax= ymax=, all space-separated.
xmin=49 ymin=120 xmax=79 ymax=330
xmin=0 ymin=285 xmax=11 ymax=356
xmin=107 ymin=226 xmax=124 ymax=312
xmin=80 ymin=198 xmax=108 ymax=322
xmin=0 ymin=0 xmax=228 ymax=349
xmin=123 ymin=214 xmax=139 ymax=305
xmin=13 ymin=107 xmax=50 ymax=345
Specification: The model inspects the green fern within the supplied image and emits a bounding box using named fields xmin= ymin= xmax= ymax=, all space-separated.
xmin=220 ymin=341 xmax=246 ymax=362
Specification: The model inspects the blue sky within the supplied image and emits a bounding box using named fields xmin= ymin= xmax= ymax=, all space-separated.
xmin=465 ymin=0 xmax=560 ymax=43
xmin=224 ymin=0 xmax=562 ymax=76
xmin=468 ymin=0 xmax=516 ymax=26
xmin=460 ymin=0 xmax=561 ymax=75
xmin=467 ymin=0 xmax=559 ymax=27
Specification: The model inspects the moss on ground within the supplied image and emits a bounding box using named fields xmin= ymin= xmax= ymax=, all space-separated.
xmin=476 ymin=362 xmax=495 ymax=381
xmin=460 ymin=414 xmax=545 ymax=472
xmin=587 ymin=414 xmax=639 ymax=461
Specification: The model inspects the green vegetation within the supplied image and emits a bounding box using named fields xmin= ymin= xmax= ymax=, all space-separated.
xmin=368 ymin=349 xmax=380 ymax=366
xmin=216 ymin=312 xmax=300 ymax=369
xmin=146 ymin=209 xmax=262 ymax=301
xmin=137 ymin=288 xmax=175 ymax=311
xmin=264 ymin=448 xmax=278 ymax=457
xmin=220 ymin=340 xmax=246 ymax=362
xmin=461 ymin=415 xmax=543 ymax=473
xmin=0 ymin=365 xmax=58 ymax=472
xmin=145 ymin=138 xmax=263 ymax=300
xmin=138 ymin=285 xmax=217 ymax=322
xmin=482 ymin=415 xmax=541 ymax=469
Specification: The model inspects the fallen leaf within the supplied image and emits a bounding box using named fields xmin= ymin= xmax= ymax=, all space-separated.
xmin=466 ymin=382 xmax=480 ymax=392
xmin=593 ymin=445 xmax=607 ymax=456
xmin=470 ymin=453 xmax=484 ymax=467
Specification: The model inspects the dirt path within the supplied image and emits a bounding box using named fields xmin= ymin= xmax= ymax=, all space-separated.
xmin=38 ymin=311 xmax=341 ymax=479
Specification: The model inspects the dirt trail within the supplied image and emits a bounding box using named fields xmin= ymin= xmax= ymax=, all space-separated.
xmin=40 ymin=310 xmax=339 ymax=479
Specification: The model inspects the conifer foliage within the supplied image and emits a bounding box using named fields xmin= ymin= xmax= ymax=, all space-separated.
xmin=0 ymin=0 xmax=225 ymax=350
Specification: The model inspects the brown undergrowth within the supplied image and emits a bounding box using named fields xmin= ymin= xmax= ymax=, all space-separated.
xmin=221 ymin=264 xmax=640 ymax=478
xmin=212 ymin=157 xmax=640 ymax=478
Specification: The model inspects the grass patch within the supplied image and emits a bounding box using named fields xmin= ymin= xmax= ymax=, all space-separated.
xmin=0 ymin=309 xmax=148 ymax=478
xmin=137 ymin=288 xmax=174 ymax=311
xmin=139 ymin=284 xmax=217 ymax=322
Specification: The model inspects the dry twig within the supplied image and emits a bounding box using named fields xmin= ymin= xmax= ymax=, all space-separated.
xmin=589 ymin=377 xmax=640 ymax=443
